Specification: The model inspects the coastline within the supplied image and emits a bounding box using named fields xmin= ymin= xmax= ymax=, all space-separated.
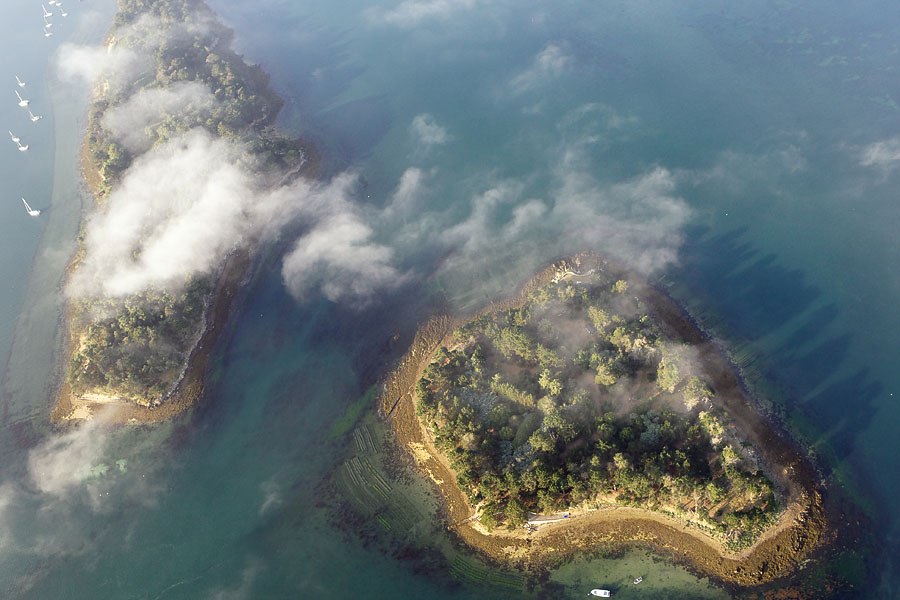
xmin=381 ymin=253 xmax=834 ymax=589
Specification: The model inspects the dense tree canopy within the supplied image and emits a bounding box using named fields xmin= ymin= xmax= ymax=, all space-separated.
xmin=416 ymin=273 xmax=779 ymax=548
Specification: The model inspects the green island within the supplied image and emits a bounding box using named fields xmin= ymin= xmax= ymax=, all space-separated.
xmin=55 ymin=0 xmax=316 ymax=422
xmin=416 ymin=270 xmax=778 ymax=550
xmin=374 ymin=254 xmax=862 ymax=592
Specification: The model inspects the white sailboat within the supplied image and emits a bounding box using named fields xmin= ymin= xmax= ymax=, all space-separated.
xmin=15 ymin=90 xmax=29 ymax=107
xmin=43 ymin=16 xmax=53 ymax=28
xmin=15 ymin=75 xmax=25 ymax=87
xmin=16 ymin=140 xmax=28 ymax=152
xmin=9 ymin=130 xmax=20 ymax=143
xmin=22 ymin=198 xmax=40 ymax=217
xmin=42 ymin=4 xmax=53 ymax=18
xmin=28 ymin=110 xmax=42 ymax=122
xmin=61 ymin=8 xmax=68 ymax=17
xmin=43 ymin=28 xmax=53 ymax=38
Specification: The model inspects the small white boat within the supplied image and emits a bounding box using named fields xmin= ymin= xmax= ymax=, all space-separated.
xmin=15 ymin=90 xmax=29 ymax=107
xmin=22 ymin=198 xmax=40 ymax=216
xmin=15 ymin=75 xmax=25 ymax=87
xmin=61 ymin=9 xmax=68 ymax=17
xmin=43 ymin=29 xmax=53 ymax=38
xmin=589 ymin=591 xmax=611 ymax=598
xmin=43 ymin=17 xmax=53 ymax=28
xmin=28 ymin=110 xmax=42 ymax=122
xmin=9 ymin=130 xmax=20 ymax=143
xmin=633 ymin=576 xmax=643 ymax=584
xmin=16 ymin=141 xmax=29 ymax=152
xmin=42 ymin=4 xmax=53 ymax=18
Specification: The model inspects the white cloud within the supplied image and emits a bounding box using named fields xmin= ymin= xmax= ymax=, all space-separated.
xmin=510 ymin=43 xmax=572 ymax=93
xmin=102 ymin=82 xmax=218 ymax=153
xmin=0 ymin=483 xmax=14 ymax=551
xmin=58 ymin=2 xmax=415 ymax=310
xmin=57 ymin=43 xmax=147 ymax=94
xmin=433 ymin=149 xmax=690 ymax=284
xmin=410 ymin=114 xmax=452 ymax=147
xmin=860 ymin=137 xmax=900 ymax=169
xmin=687 ymin=143 xmax=808 ymax=197
xmin=0 ymin=417 xmax=171 ymax=591
xmin=57 ymin=12 xmax=218 ymax=96
xmin=282 ymin=210 xmax=407 ymax=304
xmin=69 ymin=116 xmax=407 ymax=309
xmin=367 ymin=0 xmax=479 ymax=28
xmin=383 ymin=167 xmax=427 ymax=218
xmin=69 ymin=130 xmax=294 ymax=298
xmin=258 ymin=480 xmax=282 ymax=516
xmin=28 ymin=421 xmax=109 ymax=498
xmin=207 ymin=558 xmax=264 ymax=600
xmin=442 ymin=180 xmax=529 ymax=256
xmin=551 ymin=164 xmax=689 ymax=275
xmin=560 ymin=103 xmax=638 ymax=135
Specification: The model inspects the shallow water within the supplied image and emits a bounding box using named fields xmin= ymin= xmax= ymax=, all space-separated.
xmin=1 ymin=0 xmax=898 ymax=598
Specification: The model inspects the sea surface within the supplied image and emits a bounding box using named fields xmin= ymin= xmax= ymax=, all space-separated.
xmin=0 ymin=0 xmax=898 ymax=598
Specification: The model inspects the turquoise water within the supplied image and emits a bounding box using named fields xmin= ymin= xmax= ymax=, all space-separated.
xmin=1 ymin=0 xmax=899 ymax=598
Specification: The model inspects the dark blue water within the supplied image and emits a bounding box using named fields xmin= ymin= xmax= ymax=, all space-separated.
xmin=1 ymin=0 xmax=898 ymax=598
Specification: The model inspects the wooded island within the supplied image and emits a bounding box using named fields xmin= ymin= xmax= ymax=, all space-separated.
xmin=56 ymin=0 xmax=316 ymax=420
xmin=416 ymin=265 xmax=779 ymax=550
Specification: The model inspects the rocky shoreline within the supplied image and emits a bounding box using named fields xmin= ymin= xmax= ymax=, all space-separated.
xmin=381 ymin=253 xmax=847 ymax=591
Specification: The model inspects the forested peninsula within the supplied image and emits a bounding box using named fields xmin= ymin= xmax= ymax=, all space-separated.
xmin=382 ymin=254 xmax=847 ymax=590
xmin=53 ymin=0 xmax=317 ymax=422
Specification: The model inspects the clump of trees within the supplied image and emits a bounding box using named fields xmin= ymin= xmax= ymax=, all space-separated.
xmin=417 ymin=275 xmax=779 ymax=547
xmin=68 ymin=278 xmax=211 ymax=404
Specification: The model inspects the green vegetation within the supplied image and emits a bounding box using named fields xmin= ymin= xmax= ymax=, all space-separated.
xmin=68 ymin=0 xmax=310 ymax=405
xmin=88 ymin=0 xmax=303 ymax=197
xmin=330 ymin=386 xmax=379 ymax=439
xmin=68 ymin=277 xmax=211 ymax=404
xmin=416 ymin=274 xmax=780 ymax=549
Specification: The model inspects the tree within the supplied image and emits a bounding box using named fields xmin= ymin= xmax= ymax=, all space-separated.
xmin=588 ymin=306 xmax=611 ymax=331
xmin=538 ymin=369 xmax=563 ymax=397
xmin=595 ymin=361 xmax=618 ymax=386
xmin=544 ymin=409 xmax=578 ymax=443
xmin=480 ymin=510 xmax=499 ymax=532
xmin=706 ymin=481 xmax=725 ymax=503
xmin=505 ymin=498 xmax=527 ymax=527
xmin=682 ymin=376 xmax=712 ymax=411
xmin=612 ymin=279 xmax=628 ymax=294
xmin=528 ymin=430 xmax=555 ymax=452
xmin=657 ymin=356 xmax=680 ymax=392
xmin=639 ymin=422 xmax=661 ymax=447
xmin=557 ymin=283 xmax=576 ymax=302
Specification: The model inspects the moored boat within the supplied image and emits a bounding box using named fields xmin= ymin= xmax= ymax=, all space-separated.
xmin=22 ymin=198 xmax=40 ymax=216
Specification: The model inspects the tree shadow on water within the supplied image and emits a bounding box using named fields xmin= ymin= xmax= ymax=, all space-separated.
xmin=673 ymin=224 xmax=885 ymax=506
